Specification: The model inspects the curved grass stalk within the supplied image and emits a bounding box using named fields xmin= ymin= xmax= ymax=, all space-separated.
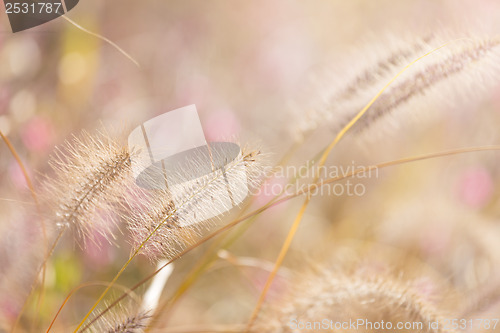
xmin=151 ymin=146 xmax=329 ymax=329
xmin=71 ymin=153 xmax=257 ymax=332
xmin=147 ymin=142 xmax=304 ymax=329
xmin=1 ymin=130 xmax=49 ymax=333
xmin=61 ymin=16 xmax=140 ymax=68
xmin=245 ymin=39 xmax=467 ymax=330
xmin=0 ymin=131 xmax=47 ymax=253
xmin=46 ymin=281 xmax=141 ymax=332
xmin=78 ymin=144 xmax=500 ymax=331
xmin=11 ymin=227 xmax=66 ymax=333
xmin=216 ymin=250 xmax=293 ymax=276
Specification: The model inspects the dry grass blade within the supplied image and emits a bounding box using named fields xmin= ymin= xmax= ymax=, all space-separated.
xmin=81 ymin=145 xmax=500 ymax=332
xmin=73 ymin=148 xmax=262 ymax=332
xmin=245 ymin=39 xmax=455 ymax=331
xmin=127 ymin=149 xmax=262 ymax=261
xmin=148 ymin=142 xmax=302 ymax=328
xmin=1 ymin=130 xmax=49 ymax=333
xmin=46 ymin=281 xmax=141 ymax=332
xmin=61 ymin=15 xmax=140 ymax=68
xmin=0 ymin=130 xmax=47 ymax=247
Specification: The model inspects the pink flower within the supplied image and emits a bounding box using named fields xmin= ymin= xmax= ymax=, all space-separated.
xmin=457 ymin=166 xmax=494 ymax=208
xmin=21 ymin=116 xmax=54 ymax=153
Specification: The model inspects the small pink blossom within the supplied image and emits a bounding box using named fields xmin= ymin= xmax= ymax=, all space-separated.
xmin=21 ymin=116 xmax=54 ymax=153
xmin=457 ymin=166 xmax=494 ymax=208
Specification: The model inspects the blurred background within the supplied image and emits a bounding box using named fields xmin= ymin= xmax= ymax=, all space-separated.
xmin=2 ymin=0 xmax=500 ymax=331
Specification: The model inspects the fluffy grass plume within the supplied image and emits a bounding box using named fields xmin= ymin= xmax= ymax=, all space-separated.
xmin=44 ymin=130 xmax=133 ymax=245
xmin=293 ymin=35 xmax=500 ymax=139
xmin=89 ymin=303 xmax=150 ymax=333
xmin=127 ymin=147 xmax=262 ymax=261
xmin=253 ymin=268 xmax=457 ymax=333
